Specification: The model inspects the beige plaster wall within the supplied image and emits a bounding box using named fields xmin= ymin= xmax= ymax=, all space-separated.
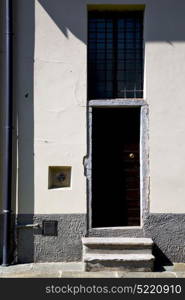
xmin=34 ymin=0 xmax=185 ymax=214
xmin=34 ymin=0 xmax=87 ymax=214
xmin=1 ymin=0 xmax=185 ymax=215
xmin=144 ymin=1 xmax=185 ymax=212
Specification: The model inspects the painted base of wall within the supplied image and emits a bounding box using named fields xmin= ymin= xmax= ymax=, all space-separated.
xmin=0 ymin=213 xmax=185 ymax=268
xmin=144 ymin=214 xmax=185 ymax=268
xmin=0 ymin=214 xmax=86 ymax=264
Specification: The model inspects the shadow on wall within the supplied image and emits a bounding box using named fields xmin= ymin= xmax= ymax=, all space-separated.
xmin=13 ymin=0 xmax=35 ymax=263
xmin=38 ymin=0 xmax=185 ymax=43
xmin=0 ymin=0 xmax=36 ymax=264
xmin=38 ymin=0 xmax=87 ymax=42
xmin=0 ymin=0 xmax=3 ymax=263
xmin=153 ymin=245 xmax=173 ymax=271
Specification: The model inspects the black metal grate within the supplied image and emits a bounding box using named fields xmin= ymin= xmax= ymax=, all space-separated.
xmin=42 ymin=220 xmax=58 ymax=236
xmin=88 ymin=11 xmax=144 ymax=99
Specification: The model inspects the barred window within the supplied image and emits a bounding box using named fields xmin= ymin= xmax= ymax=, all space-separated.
xmin=88 ymin=11 xmax=144 ymax=99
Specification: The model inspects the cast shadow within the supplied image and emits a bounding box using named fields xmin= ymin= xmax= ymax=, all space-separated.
xmin=39 ymin=0 xmax=185 ymax=44
xmin=0 ymin=0 xmax=4 ymax=263
xmin=153 ymin=244 xmax=173 ymax=272
xmin=38 ymin=0 xmax=87 ymax=43
xmin=13 ymin=0 xmax=35 ymax=263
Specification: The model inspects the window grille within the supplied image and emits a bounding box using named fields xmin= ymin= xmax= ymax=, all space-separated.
xmin=88 ymin=11 xmax=144 ymax=99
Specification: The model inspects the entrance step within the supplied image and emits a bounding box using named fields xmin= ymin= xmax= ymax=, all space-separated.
xmin=82 ymin=237 xmax=154 ymax=272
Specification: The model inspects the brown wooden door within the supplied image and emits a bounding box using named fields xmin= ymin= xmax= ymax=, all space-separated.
xmin=92 ymin=107 xmax=140 ymax=228
xmin=121 ymin=143 xmax=140 ymax=226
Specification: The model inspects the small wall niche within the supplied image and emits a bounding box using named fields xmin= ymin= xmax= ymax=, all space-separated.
xmin=48 ymin=166 xmax=71 ymax=189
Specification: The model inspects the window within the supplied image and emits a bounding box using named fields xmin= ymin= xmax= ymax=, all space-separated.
xmin=88 ymin=11 xmax=144 ymax=99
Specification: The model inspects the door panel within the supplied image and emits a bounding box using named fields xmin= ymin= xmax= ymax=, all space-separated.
xmin=92 ymin=107 xmax=140 ymax=228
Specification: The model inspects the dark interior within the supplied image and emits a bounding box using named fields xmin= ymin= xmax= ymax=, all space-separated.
xmin=92 ymin=107 xmax=140 ymax=227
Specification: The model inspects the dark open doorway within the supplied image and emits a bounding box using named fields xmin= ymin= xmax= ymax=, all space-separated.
xmin=92 ymin=107 xmax=140 ymax=228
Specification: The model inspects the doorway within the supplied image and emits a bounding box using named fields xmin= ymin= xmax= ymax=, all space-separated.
xmin=91 ymin=107 xmax=140 ymax=228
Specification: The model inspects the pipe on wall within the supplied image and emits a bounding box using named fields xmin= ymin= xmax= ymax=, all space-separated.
xmin=1 ymin=0 xmax=13 ymax=266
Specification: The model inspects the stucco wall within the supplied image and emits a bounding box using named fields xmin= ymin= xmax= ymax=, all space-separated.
xmin=33 ymin=0 xmax=87 ymax=214
xmin=1 ymin=0 xmax=185 ymax=220
xmin=34 ymin=0 xmax=185 ymax=214
xmin=144 ymin=1 xmax=185 ymax=213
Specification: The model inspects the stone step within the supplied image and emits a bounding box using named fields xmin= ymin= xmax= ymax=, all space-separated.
xmin=84 ymin=248 xmax=152 ymax=254
xmin=84 ymin=253 xmax=154 ymax=272
xmin=82 ymin=237 xmax=153 ymax=251
xmin=82 ymin=238 xmax=154 ymax=272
